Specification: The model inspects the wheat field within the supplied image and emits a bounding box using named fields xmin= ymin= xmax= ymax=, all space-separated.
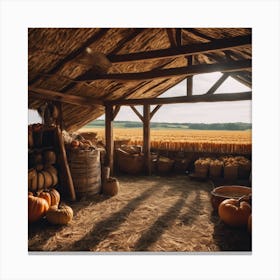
xmin=78 ymin=127 xmax=252 ymax=154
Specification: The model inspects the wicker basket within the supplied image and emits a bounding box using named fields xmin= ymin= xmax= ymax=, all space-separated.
xmin=116 ymin=148 xmax=144 ymax=174
xmin=211 ymin=185 xmax=252 ymax=211
xmin=224 ymin=165 xmax=238 ymax=181
xmin=67 ymin=148 xmax=101 ymax=196
xmin=194 ymin=164 xmax=209 ymax=178
xmin=209 ymin=164 xmax=223 ymax=178
xmin=238 ymin=162 xmax=251 ymax=179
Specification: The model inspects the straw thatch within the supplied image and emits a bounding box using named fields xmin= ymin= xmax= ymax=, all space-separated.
xmin=28 ymin=28 xmax=251 ymax=131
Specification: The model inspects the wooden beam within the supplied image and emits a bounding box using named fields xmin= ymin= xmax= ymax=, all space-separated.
xmin=107 ymin=35 xmax=251 ymax=63
xmin=105 ymin=105 xmax=114 ymax=175
xmin=60 ymin=28 xmax=145 ymax=94
xmin=112 ymin=105 xmax=121 ymax=121
xmin=143 ymin=104 xmax=151 ymax=175
xmin=107 ymin=91 xmax=252 ymax=106
xmin=187 ymin=55 xmax=193 ymax=96
xmin=175 ymin=28 xmax=182 ymax=46
xmin=78 ymin=59 xmax=251 ymax=82
xmin=130 ymin=106 xmax=144 ymax=122
xmin=150 ymin=105 xmax=162 ymax=120
xmin=28 ymin=86 xmax=103 ymax=106
xmin=206 ymin=73 xmax=229 ymax=95
xmin=54 ymin=126 xmax=76 ymax=201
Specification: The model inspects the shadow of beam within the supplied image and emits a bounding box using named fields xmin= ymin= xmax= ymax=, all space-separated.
xmin=133 ymin=197 xmax=186 ymax=251
xmin=64 ymin=182 xmax=166 ymax=251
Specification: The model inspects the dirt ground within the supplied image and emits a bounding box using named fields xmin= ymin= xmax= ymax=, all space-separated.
xmin=28 ymin=175 xmax=251 ymax=252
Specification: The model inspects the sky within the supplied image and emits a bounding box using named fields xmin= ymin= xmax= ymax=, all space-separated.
xmin=28 ymin=72 xmax=251 ymax=124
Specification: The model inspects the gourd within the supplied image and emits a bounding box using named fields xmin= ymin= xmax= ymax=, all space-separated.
xmin=28 ymin=166 xmax=58 ymax=192
xmin=218 ymin=196 xmax=251 ymax=227
xmin=103 ymin=177 xmax=119 ymax=196
xmin=38 ymin=188 xmax=60 ymax=207
xmin=28 ymin=193 xmax=49 ymax=223
xmin=46 ymin=205 xmax=73 ymax=225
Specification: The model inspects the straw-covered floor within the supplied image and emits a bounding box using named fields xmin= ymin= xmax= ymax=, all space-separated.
xmin=28 ymin=175 xmax=251 ymax=252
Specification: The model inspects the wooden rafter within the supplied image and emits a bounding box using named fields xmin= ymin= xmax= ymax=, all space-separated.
xmin=130 ymin=106 xmax=144 ymax=122
xmin=107 ymin=35 xmax=251 ymax=63
xmin=29 ymin=28 xmax=109 ymax=85
xmin=150 ymin=105 xmax=162 ymax=120
xmin=60 ymin=28 xmax=145 ymax=93
xmin=206 ymin=73 xmax=229 ymax=95
xmin=106 ymin=91 xmax=252 ymax=106
xmin=176 ymin=28 xmax=182 ymax=46
xmin=28 ymin=86 xmax=103 ymax=106
xmin=112 ymin=105 xmax=121 ymax=120
xmin=77 ymin=59 xmax=251 ymax=81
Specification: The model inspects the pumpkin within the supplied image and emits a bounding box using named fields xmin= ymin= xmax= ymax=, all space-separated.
xmin=103 ymin=177 xmax=119 ymax=196
xmin=28 ymin=193 xmax=49 ymax=223
xmin=46 ymin=205 xmax=73 ymax=225
xmin=218 ymin=196 xmax=251 ymax=227
xmin=28 ymin=166 xmax=58 ymax=192
xmin=34 ymin=153 xmax=43 ymax=165
xmin=43 ymin=150 xmax=56 ymax=165
xmin=39 ymin=188 xmax=60 ymax=207
xmin=248 ymin=214 xmax=252 ymax=233
xmin=71 ymin=140 xmax=80 ymax=149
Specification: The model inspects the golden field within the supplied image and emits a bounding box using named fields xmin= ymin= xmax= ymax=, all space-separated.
xmin=78 ymin=127 xmax=252 ymax=154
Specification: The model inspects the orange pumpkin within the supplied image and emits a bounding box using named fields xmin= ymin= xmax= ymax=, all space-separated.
xmin=218 ymin=196 xmax=251 ymax=227
xmin=28 ymin=193 xmax=49 ymax=223
xmin=39 ymin=188 xmax=60 ymax=207
xmin=71 ymin=140 xmax=80 ymax=149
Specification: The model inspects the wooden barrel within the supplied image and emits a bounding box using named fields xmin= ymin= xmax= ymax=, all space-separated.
xmin=67 ymin=149 xmax=101 ymax=196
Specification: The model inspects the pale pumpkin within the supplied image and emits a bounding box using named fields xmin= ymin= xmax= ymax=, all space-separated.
xmin=103 ymin=177 xmax=119 ymax=196
xmin=218 ymin=196 xmax=251 ymax=227
xmin=39 ymin=188 xmax=60 ymax=207
xmin=46 ymin=205 xmax=73 ymax=225
xmin=28 ymin=193 xmax=49 ymax=223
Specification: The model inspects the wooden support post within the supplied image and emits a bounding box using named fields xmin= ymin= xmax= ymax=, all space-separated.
xmin=54 ymin=126 xmax=76 ymax=201
xmin=187 ymin=55 xmax=193 ymax=96
xmin=143 ymin=104 xmax=151 ymax=175
xmin=105 ymin=105 xmax=114 ymax=175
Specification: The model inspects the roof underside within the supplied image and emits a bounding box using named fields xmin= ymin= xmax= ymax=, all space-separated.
xmin=28 ymin=28 xmax=252 ymax=132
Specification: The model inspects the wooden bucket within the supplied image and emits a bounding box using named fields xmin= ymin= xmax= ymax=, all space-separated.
xmin=67 ymin=149 xmax=101 ymax=196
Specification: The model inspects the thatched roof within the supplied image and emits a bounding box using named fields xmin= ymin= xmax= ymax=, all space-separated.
xmin=28 ymin=28 xmax=251 ymax=132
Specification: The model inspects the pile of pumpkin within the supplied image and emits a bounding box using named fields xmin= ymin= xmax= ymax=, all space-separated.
xmin=28 ymin=150 xmax=58 ymax=191
xmin=28 ymin=189 xmax=73 ymax=225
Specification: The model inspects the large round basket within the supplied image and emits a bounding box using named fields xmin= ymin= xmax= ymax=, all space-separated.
xmin=211 ymin=185 xmax=252 ymax=211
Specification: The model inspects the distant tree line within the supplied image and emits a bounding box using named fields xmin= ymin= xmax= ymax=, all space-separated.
xmin=86 ymin=120 xmax=251 ymax=131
